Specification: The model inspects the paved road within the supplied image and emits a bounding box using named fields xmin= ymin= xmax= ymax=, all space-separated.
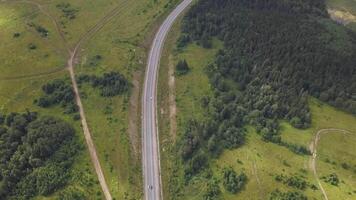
xmin=142 ymin=0 xmax=192 ymax=200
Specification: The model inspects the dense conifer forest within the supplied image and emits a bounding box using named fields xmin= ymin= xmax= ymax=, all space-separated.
xmin=177 ymin=0 xmax=356 ymax=185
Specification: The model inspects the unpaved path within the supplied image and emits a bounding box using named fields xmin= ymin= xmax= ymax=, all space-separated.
xmin=309 ymin=128 xmax=352 ymax=200
xmin=67 ymin=1 xmax=130 ymax=200
xmin=252 ymin=159 xmax=263 ymax=200
xmin=2 ymin=1 xmax=131 ymax=199
xmin=0 ymin=67 xmax=66 ymax=81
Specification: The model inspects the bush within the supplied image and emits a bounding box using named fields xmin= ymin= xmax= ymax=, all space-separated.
xmin=275 ymin=174 xmax=308 ymax=190
xmin=78 ymin=72 xmax=129 ymax=97
xmin=175 ymin=59 xmax=190 ymax=75
xmin=322 ymin=173 xmax=339 ymax=186
xmin=13 ymin=32 xmax=21 ymax=38
xmin=341 ymin=162 xmax=350 ymax=170
xmin=56 ymin=3 xmax=79 ymax=20
xmin=222 ymin=167 xmax=247 ymax=194
xmin=28 ymin=43 xmax=37 ymax=50
xmin=36 ymin=79 xmax=77 ymax=115
xmin=35 ymin=25 xmax=49 ymax=37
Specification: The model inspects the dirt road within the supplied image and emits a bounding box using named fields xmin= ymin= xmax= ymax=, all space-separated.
xmin=309 ymin=128 xmax=351 ymax=200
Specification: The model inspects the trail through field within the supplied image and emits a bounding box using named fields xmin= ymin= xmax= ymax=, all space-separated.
xmin=309 ymin=128 xmax=352 ymax=200
xmin=67 ymin=1 xmax=130 ymax=200
xmin=1 ymin=0 xmax=132 ymax=199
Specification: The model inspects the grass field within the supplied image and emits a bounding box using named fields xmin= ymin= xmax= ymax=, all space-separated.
xmin=158 ymin=13 xmax=356 ymax=200
xmin=0 ymin=0 xmax=180 ymax=199
xmin=0 ymin=3 xmax=66 ymax=78
xmin=326 ymin=0 xmax=356 ymax=31
xmin=213 ymin=100 xmax=356 ymax=200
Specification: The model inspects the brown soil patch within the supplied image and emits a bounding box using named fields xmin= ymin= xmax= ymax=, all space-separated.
xmin=328 ymin=8 xmax=356 ymax=25
xmin=168 ymin=55 xmax=177 ymax=141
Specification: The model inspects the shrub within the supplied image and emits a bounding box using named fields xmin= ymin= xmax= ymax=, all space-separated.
xmin=56 ymin=3 xmax=79 ymax=20
xmin=28 ymin=43 xmax=37 ymax=50
xmin=341 ymin=162 xmax=350 ymax=170
xmin=35 ymin=25 xmax=49 ymax=37
xmin=36 ymin=79 xmax=77 ymax=115
xmin=222 ymin=167 xmax=247 ymax=194
xmin=322 ymin=173 xmax=339 ymax=186
xmin=175 ymin=59 xmax=190 ymax=75
xmin=78 ymin=72 xmax=129 ymax=97
xmin=13 ymin=32 xmax=21 ymax=38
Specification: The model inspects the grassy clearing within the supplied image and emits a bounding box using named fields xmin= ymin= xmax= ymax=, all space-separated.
xmin=159 ymin=15 xmax=356 ymax=200
xmin=0 ymin=3 xmax=66 ymax=78
xmin=326 ymin=0 xmax=356 ymax=31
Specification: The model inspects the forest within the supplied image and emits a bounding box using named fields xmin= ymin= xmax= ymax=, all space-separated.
xmin=0 ymin=111 xmax=80 ymax=199
xmin=176 ymin=0 xmax=356 ymax=197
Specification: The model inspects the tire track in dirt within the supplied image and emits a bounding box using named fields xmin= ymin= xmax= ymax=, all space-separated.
xmin=309 ymin=128 xmax=352 ymax=200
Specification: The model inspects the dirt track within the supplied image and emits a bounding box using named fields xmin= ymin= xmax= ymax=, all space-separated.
xmin=67 ymin=1 xmax=130 ymax=200
xmin=309 ymin=128 xmax=351 ymax=200
xmin=1 ymin=1 xmax=132 ymax=199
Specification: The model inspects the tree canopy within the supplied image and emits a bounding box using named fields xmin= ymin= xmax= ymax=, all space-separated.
xmin=0 ymin=112 xmax=79 ymax=199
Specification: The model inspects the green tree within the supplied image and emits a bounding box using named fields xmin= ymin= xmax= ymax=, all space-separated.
xmin=175 ymin=59 xmax=190 ymax=75
xmin=222 ymin=167 xmax=247 ymax=193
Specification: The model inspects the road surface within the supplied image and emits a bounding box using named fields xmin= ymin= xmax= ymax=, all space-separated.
xmin=142 ymin=0 xmax=192 ymax=200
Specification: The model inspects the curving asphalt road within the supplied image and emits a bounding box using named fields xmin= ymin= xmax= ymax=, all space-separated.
xmin=142 ymin=0 xmax=192 ymax=199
